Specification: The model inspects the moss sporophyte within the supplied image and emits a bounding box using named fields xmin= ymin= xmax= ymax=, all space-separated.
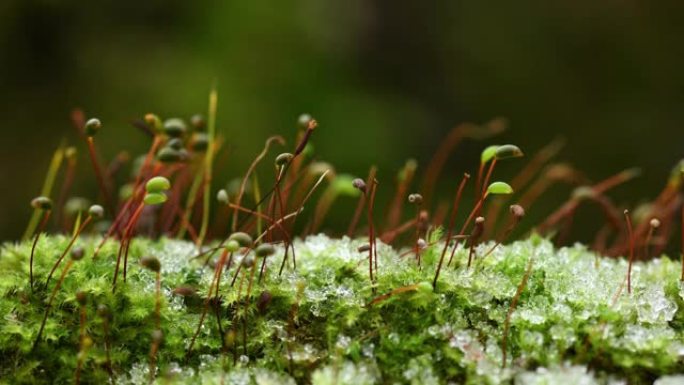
xmin=6 ymin=90 xmax=684 ymax=384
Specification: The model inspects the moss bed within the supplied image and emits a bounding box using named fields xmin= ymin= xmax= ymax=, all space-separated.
xmin=1 ymin=233 xmax=683 ymax=384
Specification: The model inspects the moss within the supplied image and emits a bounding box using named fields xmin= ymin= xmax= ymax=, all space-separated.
xmin=0 ymin=234 xmax=682 ymax=384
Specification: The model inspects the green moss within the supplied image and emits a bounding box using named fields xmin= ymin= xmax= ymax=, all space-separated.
xmin=0 ymin=234 xmax=682 ymax=384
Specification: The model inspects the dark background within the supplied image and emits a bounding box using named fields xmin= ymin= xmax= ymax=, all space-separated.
xmin=1 ymin=1 xmax=683 ymax=242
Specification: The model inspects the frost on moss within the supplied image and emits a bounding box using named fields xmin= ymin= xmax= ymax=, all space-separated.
xmin=0 ymin=234 xmax=683 ymax=384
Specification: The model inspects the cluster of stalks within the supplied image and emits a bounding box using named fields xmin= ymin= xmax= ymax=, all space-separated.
xmin=23 ymin=90 xmax=684 ymax=378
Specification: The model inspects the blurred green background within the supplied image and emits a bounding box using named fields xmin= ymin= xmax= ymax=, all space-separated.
xmin=1 ymin=1 xmax=683 ymax=242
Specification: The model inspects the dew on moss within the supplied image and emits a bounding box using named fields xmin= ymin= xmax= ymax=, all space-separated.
xmin=635 ymin=285 xmax=677 ymax=324
xmin=3 ymin=235 xmax=683 ymax=384
xmin=238 ymin=355 xmax=250 ymax=365
xmin=402 ymin=355 xmax=439 ymax=385
xmin=311 ymin=361 xmax=379 ymax=385
xmin=515 ymin=307 xmax=546 ymax=325
xmin=655 ymin=375 xmax=684 ymax=385
xmin=514 ymin=364 xmax=600 ymax=385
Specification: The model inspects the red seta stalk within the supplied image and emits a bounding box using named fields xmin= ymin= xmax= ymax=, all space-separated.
xmin=45 ymin=215 xmax=92 ymax=289
xmin=86 ymin=136 xmax=115 ymax=215
xmin=30 ymin=210 xmax=51 ymax=291
xmin=434 ymin=173 xmax=470 ymax=288
xmin=624 ymin=210 xmax=636 ymax=294
xmin=112 ymin=202 xmax=145 ymax=290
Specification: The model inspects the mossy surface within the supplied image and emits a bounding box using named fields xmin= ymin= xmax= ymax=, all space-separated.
xmin=1 ymin=234 xmax=683 ymax=384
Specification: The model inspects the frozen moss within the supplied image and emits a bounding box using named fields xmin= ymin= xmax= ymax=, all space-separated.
xmin=0 ymin=234 xmax=682 ymax=384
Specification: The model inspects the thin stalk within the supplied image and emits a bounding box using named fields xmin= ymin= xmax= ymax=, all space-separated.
xmin=385 ymin=160 xmax=417 ymax=230
xmin=643 ymin=219 xmax=659 ymax=259
xmin=23 ymin=143 xmax=65 ymax=240
xmin=148 ymin=333 xmax=161 ymax=384
xmin=252 ymin=173 xmax=263 ymax=235
xmin=279 ymin=170 xmax=330 ymax=275
xmin=55 ymin=154 xmax=77 ymax=229
xmin=197 ymin=86 xmax=218 ymax=247
xmin=412 ymin=203 xmax=423 ymax=266
xmin=122 ymin=204 xmax=145 ymax=282
xmin=368 ymin=180 xmax=379 ymax=281
xmin=113 ymin=202 xmax=144 ymax=290
xmin=86 ymin=137 xmax=115 ymax=215
xmin=367 ymin=283 xmax=421 ymax=307
xmin=537 ymin=169 xmax=638 ymax=235
xmin=45 ymin=216 xmax=92 ymax=288
xmin=625 ymin=210 xmax=635 ymax=294
xmin=101 ymin=314 xmax=114 ymax=383
xmin=93 ymin=163 xmax=162 ymax=259
xmin=438 ymin=173 xmax=470 ymax=270
xmin=502 ymin=256 xmax=534 ymax=368
xmin=466 ymin=217 xmax=485 ymax=269
xmin=75 ymin=299 xmax=88 ymax=385
xmin=347 ymin=167 xmax=376 ymax=237
xmin=155 ymin=271 xmax=161 ymax=330
xmin=187 ymin=248 xmax=231 ymax=358
xmin=34 ymin=259 xmax=75 ymax=349
xmin=30 ymin=210 xmax=51 ymax=291
xmin=231 ymin=136 xmax=285 ymax=233
xmin=176 ymin=160 xmax=205 ymax=239
xmin=479 ymin=158 xmax=498 ymax=203
xmin=484 ymin=139 xmax=564 ymax=237
xmin=482 ymin=205 xmax=525 ymax=260
xmin=421 ymin=120 xmax=505 ymax=206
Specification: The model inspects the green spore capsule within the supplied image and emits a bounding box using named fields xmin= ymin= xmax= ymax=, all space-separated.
xmin=31 ymin=196 xmax=53 ymax=210
xmin=172 ymin=286 xmax=197 ymax=297
xmin=255 ymin=244 xmax=276 ymax=258
xmin=88 ymin=204 xmax=104 ymax=218
xmin=144 ymin=192 xmax=167 ymax=205
xmin=275 ymin=153 xmax=294 ymax=167
xmin=297 ymin=113 xmax=313 ymax=130
xmin=85 ymin=118 xmax=101 ymax=137
xmin=140 ymin=255 xmax=161 ymax=273
xmin=229 ymin=232 xmax=253 ymax=248
xmin=70 ymin=246 xmax=85 ymax=261
xmin=163 ymin=118 xmax=187 ymax=138
xmin=216 ymin=189 xmax=229 ymax=205
xmin=351 ymin=178 xmax=367 ymax=193
xmin=144 ymin=113 xmax=163 ymax=133
xmin=191 ymin=133 xmax=209 ymax=152
xmin=494 ymin=144 xmax=524 ymax=160
xmin=145 ymin=176 xmax=171 ymax=193
xmin=167 ymin=138 xmax=184 ymax=151
xmin=481 ymin=145 xmax=500 ymax=163
xmin=225 ymin=240 xmax=240 ymax=253
xmin=157 ymin=147 xmax=185 ymax=163
xmin=486 ymin=182 xmax=514 ymax=195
